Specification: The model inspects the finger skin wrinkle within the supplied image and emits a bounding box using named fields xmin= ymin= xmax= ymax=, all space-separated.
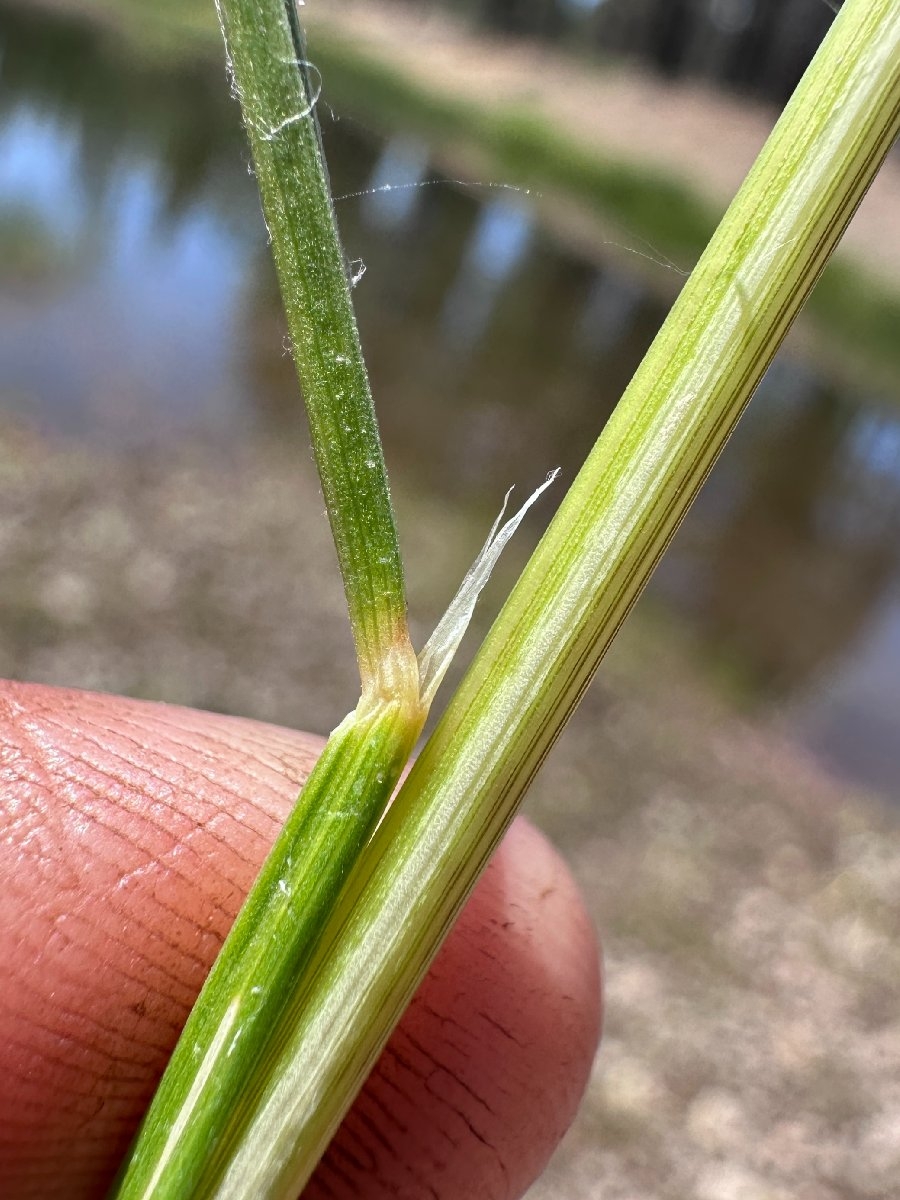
xmin=111 ymin=709 xmax=312 ymax=807
xmin=399 ymin=1026 xmax=499 ymax=1119
xmin=36 ymin=709 xmax=278 ymax=857
xmin=390 ymin=1032 xmax=509 ymax=1189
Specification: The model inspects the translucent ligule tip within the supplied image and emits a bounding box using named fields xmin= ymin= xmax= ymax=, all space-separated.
xmin=417 ymin=470 xmax=560 ymax=709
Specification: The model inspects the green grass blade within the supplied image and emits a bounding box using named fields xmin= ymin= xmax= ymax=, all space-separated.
xmin=194 ymin=3 xmax=899 ymax=1195
xmin=215 ymin=0 xmax=415 ymax=699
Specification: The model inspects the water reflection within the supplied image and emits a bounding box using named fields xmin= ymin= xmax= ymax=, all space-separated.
xmin=0 ymin=3 xmax=248 ymax=227
xmin=0 ymin=1 xmax=260 ymax=442
xmin=0 ymin=107 xmax=251 ymax=441
xmin=2 ymin=2 xmax=900 ymax=796
xmin=361 ymin=136 xmax=431 ymax=230
xmin=574 ymin=267 xmax=644 ymax=357
xmin=677 ymin=372 xmax=900 ymax=699
xmin=440 ymin=198 xmax=535 ymax=351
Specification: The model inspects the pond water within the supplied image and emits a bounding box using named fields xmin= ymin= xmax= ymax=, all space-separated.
xmin=2 ymin=3 xmax=900 ymax=800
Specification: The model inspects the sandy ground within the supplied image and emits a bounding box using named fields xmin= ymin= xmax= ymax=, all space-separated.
xmin=308 ymin=0 xmax=900 ymax=289
xmin=2 ymin=422 xmax=899 ymax=1199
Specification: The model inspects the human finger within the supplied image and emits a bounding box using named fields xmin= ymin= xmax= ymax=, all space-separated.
xmin=0 ymin=681 xmax=600 ymax=1199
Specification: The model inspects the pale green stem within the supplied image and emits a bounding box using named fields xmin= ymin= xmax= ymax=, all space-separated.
xmin=193 ymin=3 xmax=899 ymax=1196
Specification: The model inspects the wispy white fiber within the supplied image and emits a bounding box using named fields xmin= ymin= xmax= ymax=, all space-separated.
xmin=418 ymin=470 xmax=560 ymax=708
xmin=252 ymin=60 xmax=322 ymax=142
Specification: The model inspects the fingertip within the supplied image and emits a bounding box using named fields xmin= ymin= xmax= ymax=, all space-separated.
xmin=0 ymin=681 xmax=323 ymax=1198
xmin=309 ymin=816 xmax=602 ymax=1200
xmin=1 ymin=683 xmax=601 ymax=1200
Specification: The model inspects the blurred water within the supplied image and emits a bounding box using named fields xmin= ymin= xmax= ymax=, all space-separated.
xmin=1 ymin=2 xmax=899 ymax=799
xmin=0 ymin=109 xmax=249 ymax=439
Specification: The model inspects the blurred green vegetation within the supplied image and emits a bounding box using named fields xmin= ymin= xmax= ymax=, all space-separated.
xmin=0 ymin=205 xmax=70 ymax=282
xmin=4 ymin=0 xmax=898 ymax=389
